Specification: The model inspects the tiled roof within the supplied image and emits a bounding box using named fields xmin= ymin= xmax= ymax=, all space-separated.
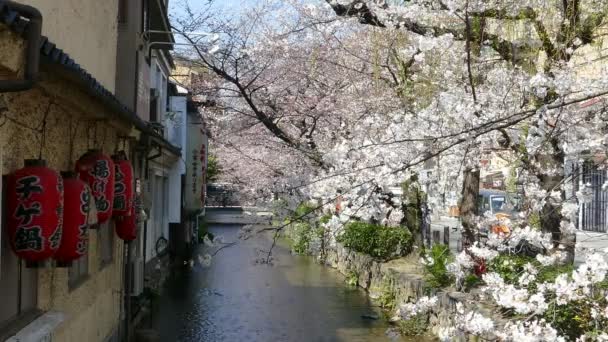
xmin=0 ymin=0 xmax=181 ymax=156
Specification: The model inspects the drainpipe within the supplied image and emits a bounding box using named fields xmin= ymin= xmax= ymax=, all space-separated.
xmin=124 ymin=241 xmax=132 ymax=342
xmin=0 ymin=1 xmax=42 ymax=92
xmin=141 ymin=139 xmax=161 ymax=304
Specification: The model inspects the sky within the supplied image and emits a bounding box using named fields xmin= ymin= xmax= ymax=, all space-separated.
xmin=170 ymin=0 xmax=262 ymax=18
xmin=210 ymin=0 xmax=261 ymax=11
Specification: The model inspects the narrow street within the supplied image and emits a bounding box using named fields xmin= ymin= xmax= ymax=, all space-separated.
xmin=147 ymin=223 xmax=404 ymax=342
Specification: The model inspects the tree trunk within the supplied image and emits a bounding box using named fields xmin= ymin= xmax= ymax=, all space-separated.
xmin=401 ymin=175 xmax=425 ymax=247
xmin=536 ymin=149 xmax=576 ymax=264
xmin=460 ymin=168 xmax=480 ymax=249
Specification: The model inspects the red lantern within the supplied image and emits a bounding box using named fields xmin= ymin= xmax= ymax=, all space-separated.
xmin=115 ymin=205 xmax=136 ymax=241
xmin=54 ymin=172 xmax=90 ymax=266
xmin=6 ymin=159 xmax=63 ymax=264
xmin=76 ymin=150 xmax=115 ymax=224
xmin=112 ymin=152 xmax=133 ymax=217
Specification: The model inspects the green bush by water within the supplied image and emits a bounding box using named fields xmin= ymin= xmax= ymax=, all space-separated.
xmin=285 ymin=202 xmax=325 ymax=255
xmin=337 ymin=221 xmax=412 ymax=260
xmin=422 ymin=244 xmax=454 ymax=289
xmin=198 ymin=220 xmax=214 ymax=243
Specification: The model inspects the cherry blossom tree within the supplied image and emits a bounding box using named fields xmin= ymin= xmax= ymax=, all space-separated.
xmin=171 ymin=0 xmax=608 ymax=339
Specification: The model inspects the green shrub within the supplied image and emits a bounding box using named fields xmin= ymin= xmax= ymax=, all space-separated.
xmin=422 ymin=244 xmax=454 ymax=289
xmin=488 ymin=254 xmax=534 ymax=284
xmin=376 ymin=285 xmax=396 ymax=311
xmin=544 ymin=300 xmax=592 ymax=340
xmin=398 ymin=314 xmax=429 ymax=336
xmin=319 ymin=213 xmax=332 ymax=225
xmin=536 ymin=263 xmax=574 ymax=284
xmin=346 ymin=270 xmax=359 ymax=287
xmin=206 ymin=154 xmax=222 ymax=182
xmin=488 ymin=253 xmax=574 ymax=289
xmin=291 ymin=202 xmax=317 ymax=221
xmin=464 ymin=274 xmax=482 ymax=291
xmin=337 ymin=221 xmax=412 ymax=260
xmin=289 ymin=222 xmax=313 ymax=254
xmin=198 ymin=220 xmax=214 ymax=243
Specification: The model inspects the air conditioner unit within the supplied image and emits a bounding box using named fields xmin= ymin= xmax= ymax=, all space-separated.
xmin=130 ymin=259 xmax=144 ymax=296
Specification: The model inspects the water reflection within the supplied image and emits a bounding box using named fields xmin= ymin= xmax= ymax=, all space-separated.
xmin=150 ymin=224 xmax=406 ymax=342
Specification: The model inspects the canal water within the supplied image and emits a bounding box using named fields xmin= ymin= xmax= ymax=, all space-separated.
xmin=149 ymin=224 xmax=408 ymax=342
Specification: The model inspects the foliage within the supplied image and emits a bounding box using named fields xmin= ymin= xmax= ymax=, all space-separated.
xmin=488 ymin=254 xmax=535 ymax=284
xmin=345 ymin=270 xmax=359 ymax=287
xmin=422 ymin=244 xmax=454 ymax=289
xmin=544 ymin=300 xmax=591 ymax=340
xmin=198 ymin=220 xmax=214 ymax=243
xmin=289 ymin=222 xmax=314 ymax=254
xmin=172 ymin=0 xmax=608 ymax=339
xmin=285 ymin=202 xmax=327 ymax=255
xmin=528 ymin=212 xmax=542 ymax=230
xmin=291 ymin=202 xmax=317 ymax=221
xmin=488 ymin=253 xmax=573 ymax=288
xmin=398 ymin=314 xmax=429 ymax=336
xmin=319 ymin=213 xmax=332 ymax=225
xmin=206 ymin=154 xmax=222 ymax=183
xmin=463 ymin=274 xmax=482 ymax=291
xmin=337 ymin=221 xmax=412 ymax=260
xmin=374 ymin=281 xmax=397 ymax=311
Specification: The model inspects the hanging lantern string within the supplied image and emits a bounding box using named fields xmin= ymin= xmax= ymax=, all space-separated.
xmin=113 ymin=133 xmax=119 ymax=155
xmin=38 ymin=100 xmax=53 ymax=160
xmin=115 ymin=136 xmax=128 ymax=157
xmin=0 ymin=104 xmax=43 ymax=133
xmin=94 ymin=122 xmax=98 ymax=148
xmin=102 ymin=124 xmax=107 ymax=151
xmin=86 ymin=121 xmax=95 ymax=150
xmin=67 ymin=118 xmax=79 ymax=170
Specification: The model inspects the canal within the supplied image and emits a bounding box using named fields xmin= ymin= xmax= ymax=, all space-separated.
xmin=149 ymin=224 xmax=406 ymax=342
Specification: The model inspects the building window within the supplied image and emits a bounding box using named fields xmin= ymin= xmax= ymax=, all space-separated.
xmin=118 ymin=0 xmax=128 ymax=24
xmin=0 ymin=176 xmax=39 ymax=338
xmin=99 ymin=221 xmax=115 ymax=268
xmin=68 ymin=251 xmax=89 ymax=290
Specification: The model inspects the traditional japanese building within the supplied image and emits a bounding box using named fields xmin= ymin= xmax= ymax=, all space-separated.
xmin=0 ymin=0 xmax=183 ymax=341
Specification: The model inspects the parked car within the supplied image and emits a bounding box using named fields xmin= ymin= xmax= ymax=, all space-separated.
xmin=478 ymin=189 xmax=522 ymax=234
xmin=478 ymin=189 xmax=521 ymax=216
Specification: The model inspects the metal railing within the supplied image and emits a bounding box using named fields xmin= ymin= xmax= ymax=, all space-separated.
xmin=573 ymin=162 xmax=608 ymax=233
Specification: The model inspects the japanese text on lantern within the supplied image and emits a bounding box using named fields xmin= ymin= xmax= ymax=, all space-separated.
xmin=92 ymin=160 xmax=110 ymax=213
xmin=77 ymin=188 xmax=90 ymax=255
xmin=114 ymin=165 xmax=126 ymax=211
xmin=13 ymin=176 xmax=61 ymax=252
xmin=199 ymin=143 xmax=206 ymax=206
xmin=191 ymin=149 xmax=199 ymax=195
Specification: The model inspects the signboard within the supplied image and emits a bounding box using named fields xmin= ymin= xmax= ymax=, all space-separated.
xmin=185 ymin=113 xmax=208 ymax=213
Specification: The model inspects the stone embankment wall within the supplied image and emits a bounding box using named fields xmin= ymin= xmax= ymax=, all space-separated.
xmin=323 ymin=245 xmax=498 ymax=338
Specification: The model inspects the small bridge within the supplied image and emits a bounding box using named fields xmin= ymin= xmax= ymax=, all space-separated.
xmin=203 ymin=207 xmax=273 ymax=225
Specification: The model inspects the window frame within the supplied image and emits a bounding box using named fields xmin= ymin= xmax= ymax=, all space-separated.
xmin=0 ymin=175 xmax=40 ymax=339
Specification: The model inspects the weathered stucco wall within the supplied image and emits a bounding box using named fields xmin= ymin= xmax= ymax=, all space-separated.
xmin=1 ymin=22 xmax=131 ymax=340
xmin=17 ymin=0 xmax=119 ymax=92
xmin=0 ymin=83 xmax=129 ymax=341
